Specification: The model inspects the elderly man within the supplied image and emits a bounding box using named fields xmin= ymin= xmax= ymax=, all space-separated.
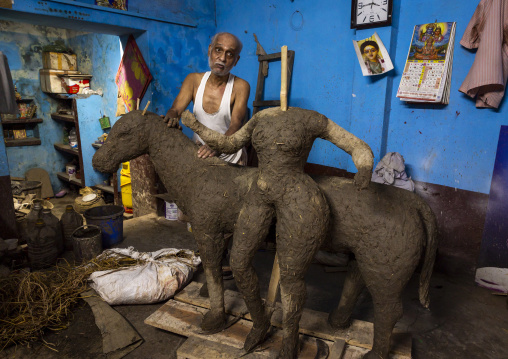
xmin=164 ymin=32 xmax=250 ymax=164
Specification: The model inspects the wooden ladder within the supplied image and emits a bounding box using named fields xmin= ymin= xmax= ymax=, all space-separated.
xmin=252 ymin=50 xmax=295 ymax=115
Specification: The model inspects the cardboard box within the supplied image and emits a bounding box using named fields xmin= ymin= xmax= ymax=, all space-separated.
xmin=42 ymin=52 xmax=77 ymax=71
xmin=40 ymin=69 xmax=80 ymax=93
xmin=60 ymin=74 xmax=92 ymax=94
xmin=39 ymin=69 xmax=91 ymax=94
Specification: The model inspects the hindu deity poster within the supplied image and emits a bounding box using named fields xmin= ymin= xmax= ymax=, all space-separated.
xmin=115 ymin=35 xmax=152 ymax=112
xmin=353 ymin=32 xmax=394 ymax=77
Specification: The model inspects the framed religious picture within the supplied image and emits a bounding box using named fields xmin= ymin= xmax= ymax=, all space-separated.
xmin=115 ymin=35 xmax=152 ymax=112
xmin=351 ymin=0 xmax=393 ymax=30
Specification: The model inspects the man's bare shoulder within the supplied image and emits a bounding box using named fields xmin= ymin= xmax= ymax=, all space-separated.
xmin=185 ymin=72 xmax=206 ymax=85
xmin=233 ymin=76 xmax=250 ymax=92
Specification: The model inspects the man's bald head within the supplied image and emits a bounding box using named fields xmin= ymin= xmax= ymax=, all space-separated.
xmin=210 ymin=32 xmax=243 ymax=57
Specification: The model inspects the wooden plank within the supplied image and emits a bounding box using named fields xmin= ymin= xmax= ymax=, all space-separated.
xmin=57 ymin=171 xmax=84 ymax=187
xmin=174 ymin=282 xmax=411 ymax=357
xmin=54 ymin=143 xmax=80 ymax=156
xmin=4 ymin=138 xmax=41 ymax=147
xmin=177 ymin=336 xmax=266 ymax=359
xmin=253 ymin=100 xmax=281 ymax=107
xmin=51 ymin=113 xmax=75 ymax=123
xmin=145 ymin=300 xmax=332 ymax=359
xmin=1 ymin=118 xmax=43 ymax=124
xmin=329 ymin=339 xmax=346 ymax=359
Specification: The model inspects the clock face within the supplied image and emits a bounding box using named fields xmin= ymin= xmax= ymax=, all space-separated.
xmin=353 ymin=0 xmax=392 ymax=28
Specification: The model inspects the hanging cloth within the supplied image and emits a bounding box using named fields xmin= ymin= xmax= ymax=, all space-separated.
xmin=458 ymin=0 xmax=508 ymax=108
xmin=0 ymin=51 xmax=18 ymax=114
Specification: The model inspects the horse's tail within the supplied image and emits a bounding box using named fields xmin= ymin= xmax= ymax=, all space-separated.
xmin=416 ymin=198 xmax=439 ymax=308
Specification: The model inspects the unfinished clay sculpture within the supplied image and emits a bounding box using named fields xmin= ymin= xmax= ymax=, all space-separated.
xmin=93 ymin=110 xmax=438 ymax=359
xmin=182 ymin=107 xmax=372 ymax=358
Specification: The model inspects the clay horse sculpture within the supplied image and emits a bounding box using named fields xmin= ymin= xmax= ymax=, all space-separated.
xmin=93 ymin=109 xmax=438 ymax=359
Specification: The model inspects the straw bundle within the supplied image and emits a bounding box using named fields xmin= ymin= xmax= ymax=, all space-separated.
xmin=0 ymin=255 xmax=139 ymax=350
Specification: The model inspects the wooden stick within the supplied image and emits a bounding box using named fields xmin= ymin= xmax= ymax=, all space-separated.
xmin=142 ymin=101 xmax=150 ymax=115
xmin=280 ymin=45 xmax=288 ymax=111
xmin=136 ymin=98 xmax=140 ymax=110
xmin=265 ymin=253 xmax=281 ymax=320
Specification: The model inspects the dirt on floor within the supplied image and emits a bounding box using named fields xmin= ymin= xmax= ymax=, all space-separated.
xmin=1 ymin=202 xmax=508 ymax=359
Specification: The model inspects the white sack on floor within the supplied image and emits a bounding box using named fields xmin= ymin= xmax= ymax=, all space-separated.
xmin=88 ymin=247 xmax=201 ymax=305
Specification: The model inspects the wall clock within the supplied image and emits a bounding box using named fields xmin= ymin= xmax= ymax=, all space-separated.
xmin=351 ymin=0 xmax=393 ymax=29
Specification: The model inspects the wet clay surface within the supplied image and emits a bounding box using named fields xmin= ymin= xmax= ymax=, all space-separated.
xmin=93 ymin=109 xmax=438 ymax=359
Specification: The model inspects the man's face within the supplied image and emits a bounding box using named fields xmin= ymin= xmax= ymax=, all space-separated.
xmin=208 ymin=34 xmax=240 ymax=76
xmin=363 ymin=45 xmax=378 ymax=62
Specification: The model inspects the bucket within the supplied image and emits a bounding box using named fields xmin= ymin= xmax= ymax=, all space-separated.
xmin=84 ymin=205 xmax=124 ymax=248
xmin=72 ymin=225 xmax=102 ymax=262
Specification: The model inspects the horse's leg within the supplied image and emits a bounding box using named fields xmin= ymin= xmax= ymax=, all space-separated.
xmin=363 ymin=293 xmax=404 ymax=359
xmin=275 ymin=186 xmax=329 ymax=359
xmin=193 ymin=228 xmax=228 ymax=332
xmin=328 ymin=259 xmax=365 ymax=329
xmin=230 ymin=200 xmax=274 ymax=351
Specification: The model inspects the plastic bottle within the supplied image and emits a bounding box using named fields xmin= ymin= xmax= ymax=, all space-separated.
xmin=60 ymin=205 xmax=83 ymax=251
xmin=28 ymin=219 xmax=58 ymax=270
xmin=21 ymin=200 xmax=43 ymax=243
xmin=69 ymin=128 xmax=78 ymax=148
xmin=41 ymin=208 xmax=64 ymax=254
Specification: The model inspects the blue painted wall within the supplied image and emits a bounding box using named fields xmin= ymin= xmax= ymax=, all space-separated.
xmin=216 ymin=0 xmax=508 ymax=195
xmin=0 ymin=20 xmax=120 ymax=191
xmin=0 ymin=0 xmax=215 ymax=190
xmin=2 ymin=0 xmax=507 ymax=195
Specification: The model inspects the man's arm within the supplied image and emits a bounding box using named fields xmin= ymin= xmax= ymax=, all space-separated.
xmin=226 ymin=78 xmax=250 ymax=136
xmin=197 ymin=78 xmax=250 ymax=158
xmin=164 ymin=73 xmax=196 ymax=128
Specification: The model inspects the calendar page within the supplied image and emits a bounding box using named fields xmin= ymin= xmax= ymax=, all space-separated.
xmin=397 ymin=22 xmax=456 ymax=104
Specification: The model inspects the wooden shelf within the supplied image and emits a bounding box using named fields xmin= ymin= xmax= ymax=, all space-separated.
xmin=54 ymin=143 xmax=80 ymax=156
xmin=51 ymin=113 xmax=75 ymax=123
xmin=1 ymin=118 xmax=43 ymax=125
xmin=93 ymin=184 xmax=114 ymax=194
xmin=4 ymin=138 xmax=41 ymax=147
xmin=57 ymin=172 xmax=83 ymax=187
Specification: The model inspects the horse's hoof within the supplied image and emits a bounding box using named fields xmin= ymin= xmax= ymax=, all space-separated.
xmin=200 ymin=310 xmax=226 ymax=333
xmin=243 ymin=319 xmax=271 ymax=352
xmin=328 ymin=311 xmax=352 ymax=330
xmin=276 ymin=337 xmax=299 ymax=359
xmin=199 ymin=282 xmax=209 ymax=298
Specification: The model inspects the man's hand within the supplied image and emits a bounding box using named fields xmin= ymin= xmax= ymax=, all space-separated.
xmin=161 ymin=111 xmax=182 ymax=130
xmin=197 ymin=143 xmax=217 ymax=158
xmin=353 ymin=167 xmax=371 ymax=191
xmin=163 ymin=110 xmax=182 ymax=129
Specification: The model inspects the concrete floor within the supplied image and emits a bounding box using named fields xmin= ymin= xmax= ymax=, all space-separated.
xmin=2 ymin=195 xmax=508 ymax=359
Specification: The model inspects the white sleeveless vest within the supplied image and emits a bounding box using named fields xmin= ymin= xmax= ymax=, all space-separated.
xmin=193 ymin=71 xmax=244 ymax=164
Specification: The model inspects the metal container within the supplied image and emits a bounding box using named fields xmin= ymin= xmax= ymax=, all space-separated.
xmin=72 ymin=225 xmax=102 ymax=262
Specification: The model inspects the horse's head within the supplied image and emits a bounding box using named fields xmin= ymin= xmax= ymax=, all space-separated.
xmin=92 ymin=110 xmax=154 ymax=173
